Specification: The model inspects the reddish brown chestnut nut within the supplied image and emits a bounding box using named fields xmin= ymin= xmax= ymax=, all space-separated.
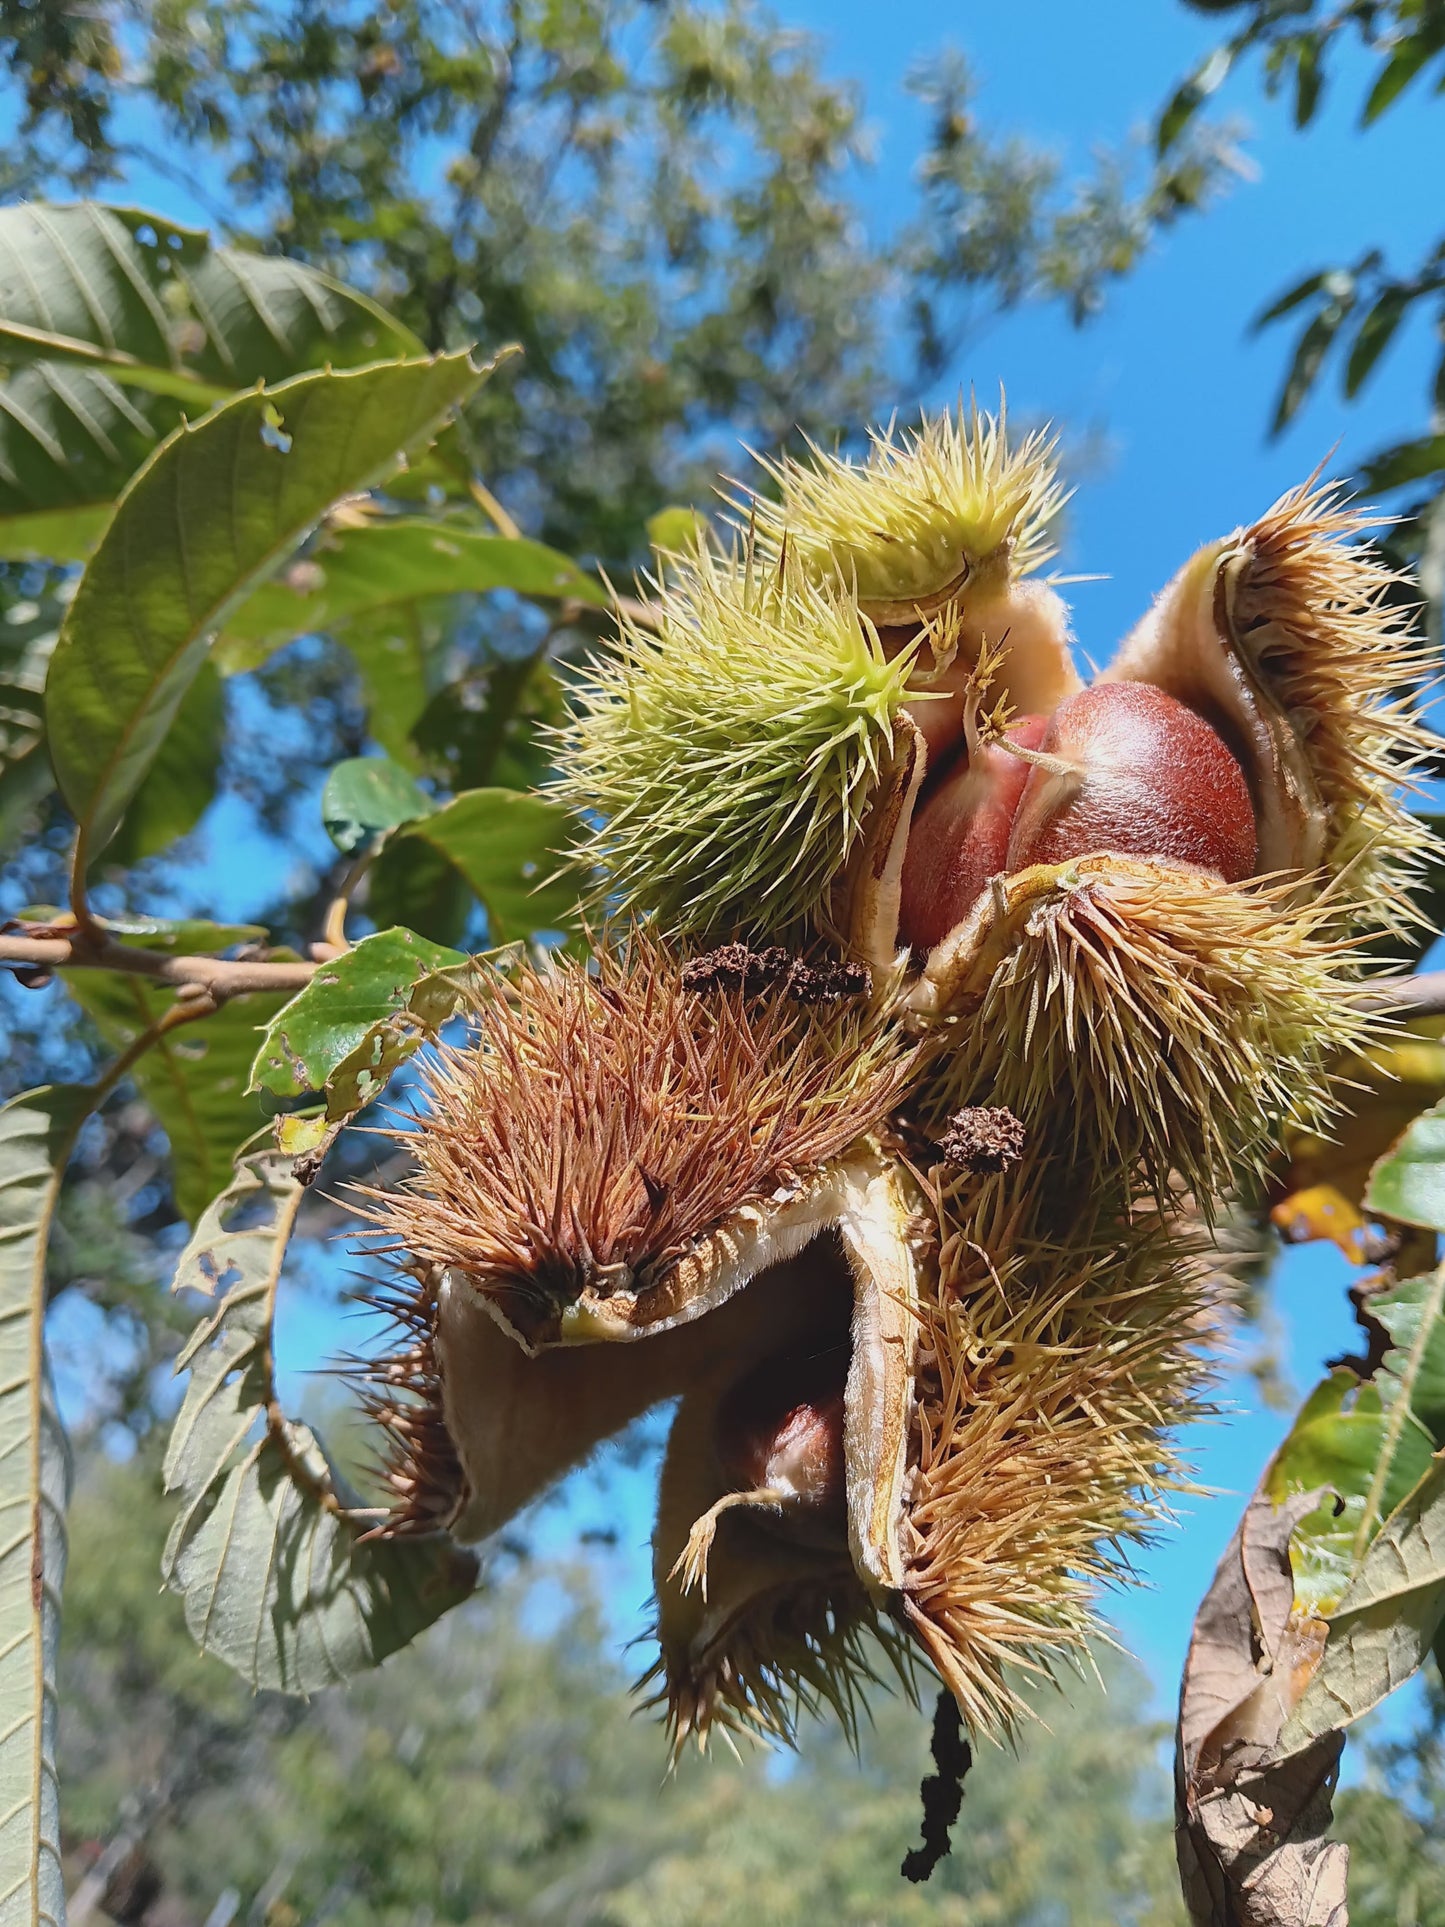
xmin=713 ymin=1345 xmax=848 ymax=1546
xmin=898 ymin=715 xmax=1049 ymax=951
xmin=1006 ymin=683 xmax=1257 ymax=882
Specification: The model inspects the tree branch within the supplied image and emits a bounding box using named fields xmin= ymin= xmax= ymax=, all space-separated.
xmin=1360 ymin=970 xmax=1445 ymax=1019
xmin=0 ymin=927 xmax=318 ymax=1001
xmin=6 ymin=920 xmax=1445 ymax=1020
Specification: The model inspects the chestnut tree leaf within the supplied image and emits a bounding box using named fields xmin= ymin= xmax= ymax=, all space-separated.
xmin=0 ymin=202 xmax=424 ymax=562
xmin=0 ymin=1088 xmax=90 ymax=1927
xmin=216 ymin=517 xmax=603 ymax=672
xmin=0 ymin=588 xmax=62 ymax=854
xmin=249 ymin=928 xmax=466 ymax=1100
xmin=1282 ymin=1451 xmax=1445 ymax=1755
xmin=370 ymin=788 xmax=581 ymax=944
xmin=0 ymin=202 xmax=422 ymax=399
xmin=44 ymin=349 xmax=488 ymax=866
xmin=1268 ymin=1265 xmax=1445 ymax=1617
xmin=0 ymin=366 xmax=185 ymax=562
xmin=321 ymin=755 xmax=434 ymax=856
xmin=161 ymin=1150 xmax=477 ymax=1692
xmin=104 ymin=660 xmax=225 ymax=866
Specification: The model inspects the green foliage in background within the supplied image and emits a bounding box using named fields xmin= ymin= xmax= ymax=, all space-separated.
xmin=1162 ymin=0 xmax=1445 ymax=647
xmin=58 ymin=1449 xmax=1189 ymax=1927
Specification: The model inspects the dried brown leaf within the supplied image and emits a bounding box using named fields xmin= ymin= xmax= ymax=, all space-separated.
xmin=1176 ymin=1489 xmax=1348 ymax=1926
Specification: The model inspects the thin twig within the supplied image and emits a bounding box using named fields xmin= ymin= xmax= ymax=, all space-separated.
xmin=320 ymin=848 xmax=376 ymax=955
xmin=468 ymin=476 xmax=521 ymax=540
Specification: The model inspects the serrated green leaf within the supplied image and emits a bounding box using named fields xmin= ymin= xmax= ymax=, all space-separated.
xmin=249 ymin=928 xmax=464 ymax=1099
xmin=0 ymin=202 xmax=421 ymax=398
xmin=0 ymin=202 xmax=427 ymax=566
xmin=1272 ymin=1264 xmax=1445 ymax=1628
xmin=105 ymin=659 xmax=225 ymax=866
xmin=373 ymin=788 xmax=581 ymax=943
xmin=60 ymin=974 xmax=289 ymax=1223
xmin=161 ymin=1150 xmax=476 ymax=1692
xmin=306 ymin=959 xmax=480 ymax=1164
xmin=0 ymin=364 xmax=176 ymax=561
xmin=1365 ymin=1097 xmax=1445 ymax=1229
xmin=217 ymin=518 xmax=604 ymax=668
xmin=321 ymin=755 xmax=433 ymax=856
xmin=0 ymin=1088 xmax=90 ymax=1927
xmin=0 ymin=589 xmax=62 ymax=853
xmin=1345 ymin=286 xmax=1412 ymax=397
xmin=1269 ymin=1368 xmax=1433 ymax=1615
xmin=44 ymin=349 xmax=488 ymax=865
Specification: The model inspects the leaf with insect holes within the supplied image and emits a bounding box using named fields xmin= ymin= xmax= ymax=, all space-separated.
xmin=249 ymin=928 xmax=466 ymax=1100
xmin=1267 ymin=1264 xmax=1445 ymax=1618
xmin=162 ymin=1150 xmax=476 ymax=1692
xmin=44 ymin=349 xmax=489 ymax=866
xmin=0 ymin=202 xmax=422 ymax=397
xmin=0 ymin=1088 xmax=90 ymax=1927
xmin=1282 ymin=1447 xmax=1445 ymax=1757
xmin=0 ymin=202 xmax=424 ymax=562
xmin=270 ymin=955 xmax=485 ymax=1177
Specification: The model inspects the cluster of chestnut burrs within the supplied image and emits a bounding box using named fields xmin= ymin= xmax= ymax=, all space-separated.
xmin=359 ymin=407 xmax=1432 ymax=1755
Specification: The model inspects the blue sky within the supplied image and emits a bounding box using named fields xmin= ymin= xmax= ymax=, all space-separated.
xmin=37 ymin=0 xmax=1445 ymax=1745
